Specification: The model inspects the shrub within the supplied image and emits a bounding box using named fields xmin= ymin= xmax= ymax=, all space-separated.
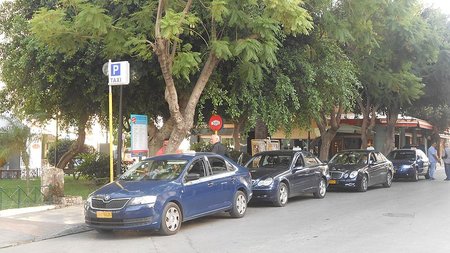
xmin=76 ymin=152 xmax=124 ymax=184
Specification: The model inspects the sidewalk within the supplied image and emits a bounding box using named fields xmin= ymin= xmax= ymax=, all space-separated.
xmin=0 ymin=204 xmax=91 ymax=249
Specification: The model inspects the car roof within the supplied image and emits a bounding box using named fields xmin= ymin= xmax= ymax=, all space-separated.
xmin=336 ymin=149 xmax=373 ymax=153
xmin=253 ymin=150 xmax=304 ymax=155
xmin=146 ymin=152 xmax=223 ymax=161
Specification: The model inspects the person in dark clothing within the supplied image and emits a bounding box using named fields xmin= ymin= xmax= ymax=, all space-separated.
xmin=210 ymin=134 xmax=228 ymax=157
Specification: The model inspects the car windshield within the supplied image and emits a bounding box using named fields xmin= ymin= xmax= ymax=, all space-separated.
xmin=246 ymin=154 xmax=293 ymax=169
xmin=388 ymin=151 xmax=415 ymax=161
xmin=329 ymin=152 xmax=368 ymax=165
xmin=119 ymin=159 xmax=188 ymax=181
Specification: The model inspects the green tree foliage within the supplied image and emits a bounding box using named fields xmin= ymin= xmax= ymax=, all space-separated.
xmin=0 ymin=116 xmax=34 ymax=190
xmin=28 ymin=0 xmax=314 ymax=154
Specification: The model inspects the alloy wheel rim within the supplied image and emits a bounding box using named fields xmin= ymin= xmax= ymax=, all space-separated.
xmin=319 ymin=179 xmax=326 ymax=196
xmin=236 ymin=194 xmax=247 ymax=214
xmin=387 ymin=173 xmax=392 ymax=185
xmin=362 ymin=177 xmax=367 ymax=190
xmin=165 ymin=207 xmax=180 ymax=231
xmin=280 ymin=185 xmax=288 ymax=204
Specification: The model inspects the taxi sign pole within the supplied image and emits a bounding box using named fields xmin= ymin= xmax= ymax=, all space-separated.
xmin=108 ymin=60 xmax=114 ymax=183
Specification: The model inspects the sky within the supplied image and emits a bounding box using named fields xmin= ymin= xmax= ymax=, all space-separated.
xmin=423 ymin=0 xmax=450 ymax=15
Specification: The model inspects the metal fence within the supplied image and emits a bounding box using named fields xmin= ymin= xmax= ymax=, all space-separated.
xmin=0 ymin=186 xmax=45 ymax=210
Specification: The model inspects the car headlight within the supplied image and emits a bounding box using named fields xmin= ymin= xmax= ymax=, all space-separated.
xmin=257 ymin=178 xmax=274 ymax=187
xmin=343 ymin=173 xmax=349 ymax=179
xmin=349 ymin=171 xmax=359 ymax=179
xmin=129 ymin=196 xmax=157 ymax=207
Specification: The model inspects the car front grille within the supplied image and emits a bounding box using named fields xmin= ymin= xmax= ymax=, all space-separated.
xmin=85 ymin=217 xmax=153 ymax=227
xmin=330 ymin=172 xmax=344 ymax=179
xmin=91 ymin=198 xmax=130 ymax=210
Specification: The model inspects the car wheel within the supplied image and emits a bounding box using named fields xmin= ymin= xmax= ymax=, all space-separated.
xmin=160 ymin=202 xmax=182 ymax=236
xmin=357 ymin=175 xmax=368 ymax=192
xmin=273 ymin=182 xmax=289 ymax=207
xmin=383 ymin=172 xmax=392 ymax=187
xmin=313 ymin=178 xmax=327 ymax=199
xmin=424 ymin=169 xmax=430 ymax=179
xmin=229 ymin=191 xmax=247 ymax=218
xmin=412 ymin=169 xmax=419 ymax=182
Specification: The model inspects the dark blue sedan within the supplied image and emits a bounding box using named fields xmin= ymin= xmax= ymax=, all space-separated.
xmin=387 ymin=149 xmax=430 ymax=181
xmin=245 ymin=150 xmax=329 ymax=207
xmin=84 ymin=153 xmax=252 ymax=235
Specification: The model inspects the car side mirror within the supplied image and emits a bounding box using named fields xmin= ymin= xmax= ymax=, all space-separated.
xmin=369 ymin=160 xmax=377 ymax=165
xmin=292 ymin=166 xmax=303 ymax=173
xmin=186 ymin=173 xmax=200 ymax=182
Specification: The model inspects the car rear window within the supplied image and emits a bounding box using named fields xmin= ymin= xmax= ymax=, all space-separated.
xmin=388 ymin=151 xmax=415 ymax=160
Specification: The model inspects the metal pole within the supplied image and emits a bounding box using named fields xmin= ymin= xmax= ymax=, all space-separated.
xmin=108 ymin=61 xmax=114 ymax=183
xmin=117 ymin=85 xmax=123 ymax=177
xmin=55 ymin=115 xmax=58 ymax=166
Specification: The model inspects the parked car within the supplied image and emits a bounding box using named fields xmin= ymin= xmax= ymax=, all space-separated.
xmin=328 ymin=150 xmax=394 ymax=192
xmin=84 ymin=153 xmax=252 ymax=235
xmin=387 ymin=149 xmax=430 ymax=181
xmin=244 ymin=150 xmax=329 ymax=207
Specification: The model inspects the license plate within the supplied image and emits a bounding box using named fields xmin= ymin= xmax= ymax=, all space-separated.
xmin=96 ymin=211 xmax=112 ymax=219
xmin=329 ymin=179 xmax=337 ymax=185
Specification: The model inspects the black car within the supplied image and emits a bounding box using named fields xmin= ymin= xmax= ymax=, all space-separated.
xmin=328 ymin=150 xmax=394 ymax=192
xmin=387 ymin=149 xmax=430 ymax=181
xmin=245 ymin=150 xmax=330 ymax=207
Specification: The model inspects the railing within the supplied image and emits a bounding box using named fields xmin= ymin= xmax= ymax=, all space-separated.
xmin=0 ymin=186 xmax=45 ymax=210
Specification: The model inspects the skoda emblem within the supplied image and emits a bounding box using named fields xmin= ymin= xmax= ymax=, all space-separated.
xmin=104 ymin=195 xmax=111 ymax=201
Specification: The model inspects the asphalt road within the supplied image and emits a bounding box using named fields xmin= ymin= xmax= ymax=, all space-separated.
xmin=2 ymin=169 xmax=449 ymax=253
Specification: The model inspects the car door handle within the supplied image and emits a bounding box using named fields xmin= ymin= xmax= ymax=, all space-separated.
xmin=208 ymin=182 xmax=214 ymax=187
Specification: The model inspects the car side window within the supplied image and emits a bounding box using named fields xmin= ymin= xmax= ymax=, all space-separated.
xmin=187 ymin=159 xmax=207 ymax=178
xmin=208 ymin=157 xmax=228 ymax=175
xmin=304 ymin=152 xmax=319 ymax=166
xmin=375 ymin=153 xmax=385 ymax=162
xmin=295 ymin=155 xmax=304 ymax=167
xmin=369 ymin=153 xmax=377 ymax=164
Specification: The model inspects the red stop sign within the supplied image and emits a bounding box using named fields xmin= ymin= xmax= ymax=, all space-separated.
xmin=209 ymin=115 xmax=223 ymax=132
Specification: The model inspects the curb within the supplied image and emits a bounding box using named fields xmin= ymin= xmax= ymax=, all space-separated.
xmin=0 ymin=205 xmax=57 ymax=217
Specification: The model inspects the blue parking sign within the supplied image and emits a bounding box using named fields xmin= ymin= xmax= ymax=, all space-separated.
xmin=108 ymin=61 xmax=130 ymax=85
xmin=111 ymin=63 xmax=121 ymax=76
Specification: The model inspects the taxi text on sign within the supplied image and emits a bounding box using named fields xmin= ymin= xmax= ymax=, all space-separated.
xmin=108 ymin=61 xmax=130 ymax=85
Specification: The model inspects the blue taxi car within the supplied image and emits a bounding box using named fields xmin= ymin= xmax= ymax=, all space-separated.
xmin=84 ymin=153 xmax=252 ymax=235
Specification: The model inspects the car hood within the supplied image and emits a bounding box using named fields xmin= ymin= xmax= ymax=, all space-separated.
xmin=91 ymin=180 xmax=175 ymax=198
xmin=249 ymin=166 xmax=288 ymax=179
xmin=329 ymin=164 xmax=366 ymax=173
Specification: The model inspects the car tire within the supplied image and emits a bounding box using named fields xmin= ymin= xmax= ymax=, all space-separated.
xmin=313 ymin=178 xmax=327 ymax=199
xmin=357 ymin=175 xmax=368 ymax=192
xmin=160 ymin=202 xmax=182 ymax=236
xmin=383 ymin=172 xmax=392 ymax=187
xmin=273 ymin=182 xmax=289 ymax=207
xmin=229 ymin=191 xmax=247 ymax=218
xmin=412 ymin=169 xmax=419 ymax=182
xmin=424 ymin=169 xmax=430 ymax=179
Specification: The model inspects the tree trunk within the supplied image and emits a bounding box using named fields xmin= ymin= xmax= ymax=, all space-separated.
xmin=255 ymin=119 xmax=268 ymax=139
xmin=315 ymin=105 xmax=343 ymax=161
xmin=148 ymin=118 xmax=174 ymax=155
xmin=56 ymin=117 xmax=87 ymax=169
xmin=319 ymin=131 xmax=336 ymax=161
xmin=382 ymin=109 xmax=399 ymax=155
xmin=358 ymin=97 xmax=379 ymax=149
xmin=233 ymin=120 xmax=241 ymax=151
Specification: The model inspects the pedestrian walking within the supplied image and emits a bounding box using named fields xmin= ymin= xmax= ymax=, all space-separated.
xmin=427 ymin=142 xmax=440 ymax=180
xmin=443 ymin=142 xmax=450 ymax=181
xmin=210 ymin=134 xmax=229 ymax=157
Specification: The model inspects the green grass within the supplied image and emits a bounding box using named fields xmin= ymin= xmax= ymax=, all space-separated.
xmin=0 ymin=176 xmax=99 ymax=199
